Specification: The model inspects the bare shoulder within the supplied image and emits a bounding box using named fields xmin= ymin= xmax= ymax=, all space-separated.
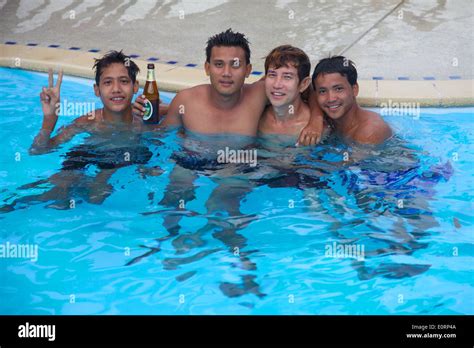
xmin=245 ymin=79 xmax=266 ymax=98
xmin=247 ymin=78 xmax=265 ymax=89
xmin=354 ymin=109 xmax=393 ymax=145
xmin=179 ymin=84 xmax=208 ymax=98
xmin=50 ymin=112 xmax=95 ymax=141
xmin=170 ymin=84 xmax=207 ymax=107
xmin=72 ymin=111 xmax=99 ymax=126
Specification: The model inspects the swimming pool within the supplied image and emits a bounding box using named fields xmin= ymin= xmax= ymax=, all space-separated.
xmin=0 ymin=67 xmax=473 ymax=315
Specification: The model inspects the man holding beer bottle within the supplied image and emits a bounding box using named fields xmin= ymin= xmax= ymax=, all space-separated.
xmin=32 ymin=50 xmax=164 ymax=154
xmin=1 ymin=50 xmax=164 ymax=212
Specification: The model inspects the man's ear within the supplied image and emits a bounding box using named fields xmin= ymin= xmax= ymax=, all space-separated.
xmin=299 ymin=76 xmax=311 ymax=93
xmin=245 ymin=63 xmax=252 ymax=78
xmin=353 ymin=83 xmax=359 ymax=97
xmin=204 ymin=61 xmax=210 ymax=76
xmin=94 ymin=84 xmax=100 ymax=97
xmin=133 ymin=80 xmax=139 ymax=94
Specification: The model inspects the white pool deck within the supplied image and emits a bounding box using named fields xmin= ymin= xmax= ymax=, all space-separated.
xmin=0 ymin=0 xmax=473 ymax=105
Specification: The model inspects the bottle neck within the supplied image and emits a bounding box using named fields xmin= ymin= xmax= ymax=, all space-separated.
xmin=146 ymin=69 xmax=155 ymax=81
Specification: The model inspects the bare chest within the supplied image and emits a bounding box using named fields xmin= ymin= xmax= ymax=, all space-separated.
xmin=182 ymin=103 xmax=263 ymax=136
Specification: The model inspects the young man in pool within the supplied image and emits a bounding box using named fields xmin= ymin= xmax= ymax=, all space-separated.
xmin=255 ymin=45 xmax=332 ymax=200
xmin=311 ymin=56 xmax=392 ymax=145
xmin=258 ymin=45 xmax=331 ymax=140
xmin=309 ymin=56 xmax=450 ymax=280
xmin=32 ymin=50 xmax=163 ymax=153
xmin=1 ymin=51 xmax=160 ymax=212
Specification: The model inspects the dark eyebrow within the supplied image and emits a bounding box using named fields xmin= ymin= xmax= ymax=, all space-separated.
xmin=102 ymin=75 xmax=130 ymax=80
xmin=332 ymin=84 xmax=344 ymax=88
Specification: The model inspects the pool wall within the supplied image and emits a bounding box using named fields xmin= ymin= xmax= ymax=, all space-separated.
xmin=1 ymin=43 xmax=473 ymax=106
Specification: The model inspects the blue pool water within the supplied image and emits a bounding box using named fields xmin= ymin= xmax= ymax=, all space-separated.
xmin=0 ymin=67 xmax=473 ymax=315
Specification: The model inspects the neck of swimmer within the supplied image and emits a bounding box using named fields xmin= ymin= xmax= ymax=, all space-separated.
xmin=272 ymin=97 xmax=304 ymax=122
xmin=102 ymin=106 xmax=133 ymax=124
xmin=210 ymin=87 xmax=243 ymax=110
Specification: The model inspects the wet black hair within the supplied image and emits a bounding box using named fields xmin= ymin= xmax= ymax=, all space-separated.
xmin=312 ymin=56 xmax=357 ymax=89
xmin=93 ymin=50 xmax=140 ymax=85
xmin=205 ymin=28 xmax=251 ymax=64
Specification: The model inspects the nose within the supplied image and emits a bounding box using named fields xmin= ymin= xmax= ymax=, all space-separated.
xmin=328 ymin=90 xmax=337 ymax=102
xmin=112 ymin=80 xmax=121 ymax=92
xmin=223 ymin=64 xmax=231 ymax=77
xmin=273 ymin=76 xmax=283 ymax=89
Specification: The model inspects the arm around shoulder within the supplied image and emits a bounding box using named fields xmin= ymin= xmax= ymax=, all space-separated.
xmin=297 ymin=85 xmax=325 ymax=146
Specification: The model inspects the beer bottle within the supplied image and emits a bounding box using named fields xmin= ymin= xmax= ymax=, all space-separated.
xmin=142 ymin=63 xmax=160 ymax=124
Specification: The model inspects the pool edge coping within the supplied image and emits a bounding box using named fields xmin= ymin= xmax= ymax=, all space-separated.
xmin=1 ymin=44 xmax=473 ymax=107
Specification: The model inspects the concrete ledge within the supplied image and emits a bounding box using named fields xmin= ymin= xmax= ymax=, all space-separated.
xmin=357 ymin=80 xmax=474 ymax=107
xmin=1 ymin=44 xmax=472 ymax=106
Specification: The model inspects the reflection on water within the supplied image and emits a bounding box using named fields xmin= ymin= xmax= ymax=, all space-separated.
xmin=0 ymin=125 xmax=454 ymax=302
xmin=1 ymin=128 xmax=158 ymax=212
xmin=126 ymin=131 xmax=452 ymax=299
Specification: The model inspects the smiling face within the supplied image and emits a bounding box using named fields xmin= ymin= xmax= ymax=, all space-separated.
xmin=265 ymin=63 xmax=309 ymax=108
xmin=94 ymin=63 xmax=138 ymax=114
xmin=204 ymin=46 xmax=251 ymax=97
xmin=315 ymin=72 xmax=359 ymax=120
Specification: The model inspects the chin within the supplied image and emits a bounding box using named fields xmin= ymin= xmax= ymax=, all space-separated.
xmin=325 ymin=111 xmax=342 ymax=120
xmin=219 ymin=89 xmax=236 ymax=97
xmin=108 ymin=105 xmax=128 ymax=113
xmin=269 ymin=98 xmax=287 ymax=107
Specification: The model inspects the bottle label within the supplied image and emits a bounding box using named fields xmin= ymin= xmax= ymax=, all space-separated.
xmin=143 ymin=100 xmax=153 ymax=121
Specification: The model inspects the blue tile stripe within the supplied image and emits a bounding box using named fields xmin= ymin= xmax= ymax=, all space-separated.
xmin=3 ymin=41 xmax=471 ymax=81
